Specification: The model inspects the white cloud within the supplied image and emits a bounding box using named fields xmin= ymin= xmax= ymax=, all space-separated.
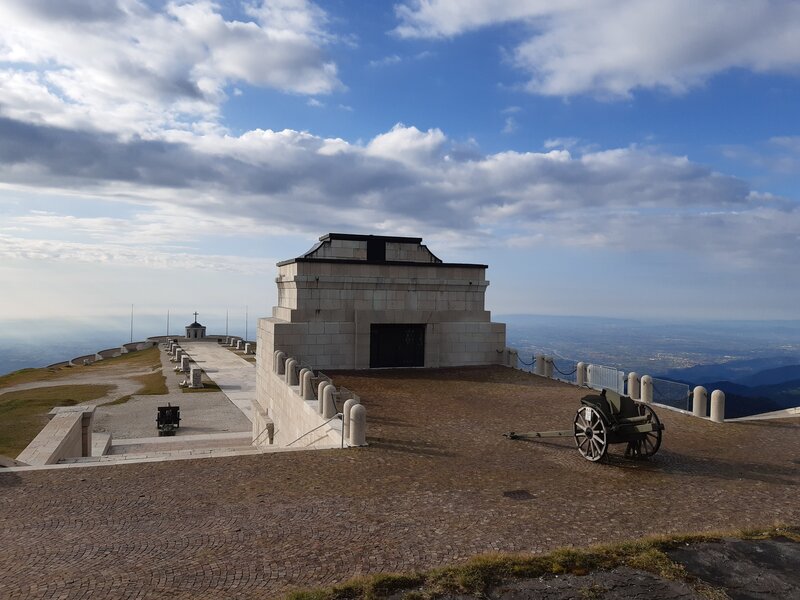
xmin=394 ymin=0 xmax=800 ymax=97
xmin=501 ymin=117 xmax=517 ymax=134
xmin=0 ymin=0 xmax=340 ymax=134
xmin=0 ymin=233 xmax=273 ymax=274
xmin=369 ymin=54 xmax=402 ymax=68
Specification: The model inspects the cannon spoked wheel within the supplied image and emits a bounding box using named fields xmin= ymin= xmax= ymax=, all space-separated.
xmin=574 ymin=405 xmax=608 ymax=462
xmin=625 ymin=403 xmax=663 ymax=459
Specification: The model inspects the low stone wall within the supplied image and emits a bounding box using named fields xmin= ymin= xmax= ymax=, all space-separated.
xmin=17 ymin=406 xmax=95 ymax=465
xmin=68 ymin=341 xmax=155 ymax=366
xmin=96 ymin=347 xmax=122 ymax=359
xmin=69 ymin=354 xmax=97 ymax=367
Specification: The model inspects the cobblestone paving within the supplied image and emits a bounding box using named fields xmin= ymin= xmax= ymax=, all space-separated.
xmin=1 ymin=366 xmax=798 ymax=599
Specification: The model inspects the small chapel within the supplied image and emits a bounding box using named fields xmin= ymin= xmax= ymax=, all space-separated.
xmin=185 ymin=313 xmax=207 ymax=339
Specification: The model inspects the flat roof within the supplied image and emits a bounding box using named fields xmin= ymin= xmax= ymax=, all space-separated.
xmin=320 ymin=232 xmax=423 ymax=244
xmin=276 ymin=257 xmax=488 ymax=268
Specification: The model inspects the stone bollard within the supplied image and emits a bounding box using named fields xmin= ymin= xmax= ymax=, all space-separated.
xmin=275 ymin=351 xmax=286 ymax=375
xmin=322 ymin=386 xmax=337 ymax=419
xmin=641 ymin=375 xmax=653 ymax=404
xmin=349 ymin=404 xmax=367 ymax=446
xmin=544 ymin=356 xmax=554 ymax=378
xmin=235 ymin=340 xmax=242 ymax=350
xmin=534 ymin=354 xmax=545 ymax=376
xmin=628 ymin=372 xmax=641 ymax=400
xmin=317 ymin=381 xmax=331 ymax=412
xmin=508 ymin=348 xmax=518 ymax=368
xmin=189 ymin=366 xmax=203 ymax=388
xmin=180 ymin=355 xmax=190 ymax=373
xmin=285 ymin=359 xmax=298 ymax=385
xmin=710 ymin=390 xmax=725 ymax=423
xmin=297 ymin=368 xmax=309 ymax=395
xmin=576 ymin=362 xmax=587 ymax=387
xmin=244 ymin=343 xmax=252 ymax=354
xmin=301 ymin=370 xmax=315 ymax=400
xmin=692 ymin=386 xmax=708 ymax=418
xmin=342 ymin=398 xmax=360 ymax=441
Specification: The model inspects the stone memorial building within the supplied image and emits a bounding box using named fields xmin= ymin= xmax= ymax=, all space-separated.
xmin=257 ymin=233 xmax=506 ymax=369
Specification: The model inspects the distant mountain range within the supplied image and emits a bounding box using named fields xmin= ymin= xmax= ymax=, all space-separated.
xmin=660 ymin=357 xmax=800 ymax=418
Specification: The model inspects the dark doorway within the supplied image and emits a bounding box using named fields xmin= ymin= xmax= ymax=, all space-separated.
xmin=370 ymin=324 xmax=425 ymax=368
xmin=366 ymin=238 xmax=386 ymax=262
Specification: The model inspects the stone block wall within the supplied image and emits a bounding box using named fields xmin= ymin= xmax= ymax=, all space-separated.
xmin=253 ymin=353 xmax=341 ymax=448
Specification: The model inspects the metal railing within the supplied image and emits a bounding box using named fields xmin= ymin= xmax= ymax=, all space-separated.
xmin=285 ymin=413 xmax=343 ymax=448
xmin=651 ymin=377 xmax=691 ymax=411
xmin=587 ymin=364 xmax=626 ymax=394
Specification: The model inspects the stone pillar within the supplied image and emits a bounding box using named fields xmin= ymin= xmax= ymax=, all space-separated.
xmin=317 ymin=381 xmax=331 ymax=414
xmin=244 ymin=343 xmax=252 ymax=354
xmin=640 ymin=375 xmax=653 ymax=404
xmin=285 ymin=358 xmax=298 ymax=385
xmin=301 ymin=370 xmax=314 ymax=400
xmin=342 ymin=398 xmax=360 ymax=441
xmin=173 ymin=348 xmax=182 ymax=362
xmin=189 ymin=366 xmax=203 ymax=388
xmin=544 ymin=356 xmax=554 ymax=378
xmin=275 ymin=351 xmax=286 ymax=375
xmin=534 ymin=354 xmax=545 ymax=376
xmin=628 ymin=372 xmax=641 ymax=400
xmin=576 ymin=362 xmax=587 ymax=387
xmin=710 ymin=390 xmax=725 ymax=423
xmin=349 ymin=404 xmax=367 ymax=447
xmin=692 ymin=386 xmax=708 ymax=418
xmin=322 ymin=386 xmax=337 ymax=419
xmin=180 ymin=354 xmax=190 ymax=373
xmin=235 ymin=340 xmax=242 ymax=350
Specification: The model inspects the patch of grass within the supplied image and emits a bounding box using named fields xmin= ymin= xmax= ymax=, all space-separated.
xmin=0 ymin=384 xmax=114 ymax=456
xmin=0 ymin=346 xmax=162 ymax=391
xmin=282 ymin=527 xmax=798 ymax=600
xmin=102 ymin=370 xmax=168 ymax=406
xmin=181 ymin=380 xmax=222 ymax=393
xmin=132 ymin=371 xmax=168 ymax=395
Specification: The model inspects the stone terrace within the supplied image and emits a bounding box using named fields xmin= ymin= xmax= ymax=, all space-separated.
xmin=1 ymin=366 xmax=798 ymax=599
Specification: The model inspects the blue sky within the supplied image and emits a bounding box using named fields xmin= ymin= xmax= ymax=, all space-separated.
xmin=0 ymin=0 xmax=799 ymax=331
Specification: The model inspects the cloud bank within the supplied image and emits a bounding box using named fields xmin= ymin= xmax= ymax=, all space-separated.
xmin=1 ymin=116 xmax=796 ymax=275
xmin=395 ymin=0 xmax=800 ymax=97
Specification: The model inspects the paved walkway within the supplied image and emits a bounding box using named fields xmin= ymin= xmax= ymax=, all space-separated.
xmin=1 ymin=366 xmax=798 ymax=599
xmin=181 ymin=342 xmax=256 ymax=423
xmin=92 ymin=347 xmax=251 ymax=441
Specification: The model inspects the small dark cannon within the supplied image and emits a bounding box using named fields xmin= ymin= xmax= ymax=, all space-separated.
xmin=156 ymin=403 xmax=181 ymax=436
xmin=505 ymin=389 xmax=664 ymax=462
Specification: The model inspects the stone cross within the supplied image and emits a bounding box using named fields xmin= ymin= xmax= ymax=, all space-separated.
xmin=193 ymin=311 xmax=199 ymax=321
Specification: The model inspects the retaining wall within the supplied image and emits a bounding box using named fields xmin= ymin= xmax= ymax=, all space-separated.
xmin=254 ymin=355 xmax=341 ymax=449
xmin=17 ymin=406 xmax=95 ymax=465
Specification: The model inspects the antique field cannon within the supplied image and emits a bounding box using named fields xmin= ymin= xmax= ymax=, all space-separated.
xmin=156 ymin=404 xmax=181 ymax=436
xmin=505 ymin=389 xmax=664 ymax=462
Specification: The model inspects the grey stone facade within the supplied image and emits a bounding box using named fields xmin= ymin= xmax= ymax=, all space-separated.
xmin=257 ymin=233 xmax=506 ymax=370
